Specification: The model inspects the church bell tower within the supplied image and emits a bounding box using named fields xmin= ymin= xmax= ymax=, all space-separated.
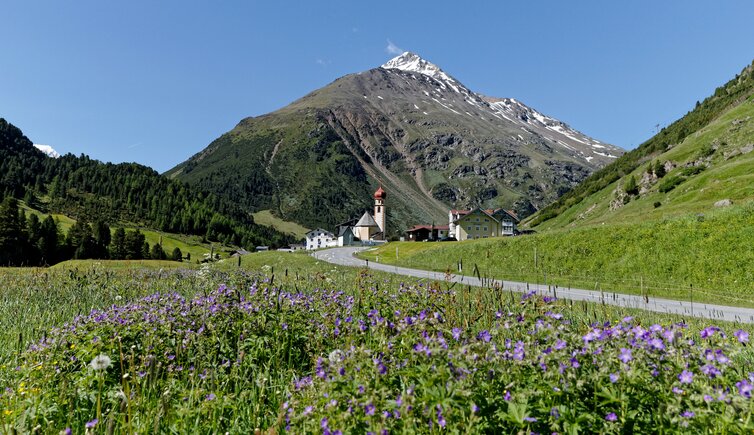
xmin=373 ymin=186 xmax=386 ymax=239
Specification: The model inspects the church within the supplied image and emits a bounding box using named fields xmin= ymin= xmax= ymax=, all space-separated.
xmin=304 ymin=186 xmax=387 ymax=250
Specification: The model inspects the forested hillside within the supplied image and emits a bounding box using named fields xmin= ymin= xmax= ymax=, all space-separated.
xmin=0 ymin=118 xmax=294 ymax=266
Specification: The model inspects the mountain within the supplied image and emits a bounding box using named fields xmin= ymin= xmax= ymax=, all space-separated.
xmin=528 ymin=59 xmax=754 ymax=230
xmin=33 ymin=144 xmax=60 ymax=158
xmin=167 ymin=52 xmax=621 ymax=234
xmin=0 ymin=118 xmax=294 ymax=249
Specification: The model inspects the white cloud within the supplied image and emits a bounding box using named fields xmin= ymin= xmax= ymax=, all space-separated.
xmin=316 ymin=58 xmax=331 ymax=66
xmin=385 ymin=40 xmax=403 ymax=55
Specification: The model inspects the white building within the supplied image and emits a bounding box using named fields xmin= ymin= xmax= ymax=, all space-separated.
xmin=305 ymin=228 xmax=337 ymax=250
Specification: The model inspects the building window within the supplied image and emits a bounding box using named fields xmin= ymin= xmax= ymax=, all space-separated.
xmin=475 ymin=226 xmax=479 ymax=231
xmin=483 ymin=226 xmax=487 ymax=231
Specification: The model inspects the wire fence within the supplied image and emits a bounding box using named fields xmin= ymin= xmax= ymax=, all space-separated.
xmin=459 ymin=265 xmax=754 ymax=306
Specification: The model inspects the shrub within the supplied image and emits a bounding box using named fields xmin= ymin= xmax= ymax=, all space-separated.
xmin=654 ymin=201 xmax=662 ymax=208
xmin=623 ymin=175 xmax=639 ymax=196
xmin=680 ymin=165 xmax=706 ymax=177
xmin=654 ymin=160 xmax=666 ymax=178
xmin=698 ymin=143 xmax=715 ymax=158
xmin=659 ymin=176 xmax=685 ymax=193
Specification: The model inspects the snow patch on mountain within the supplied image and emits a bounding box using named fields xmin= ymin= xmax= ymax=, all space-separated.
xmin=382 ymin=52 xmax=457 ymax=84
xmin=33 ymin=144 xmax=61 ymax=158
xmin=380 ymin=51 xmax=622 ymax=166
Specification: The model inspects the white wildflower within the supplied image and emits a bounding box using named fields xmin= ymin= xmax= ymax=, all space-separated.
xmin=328 ymin=349 xmax=344 ymax=363
xmin=89 ymin=354 xmax=112 ymax=371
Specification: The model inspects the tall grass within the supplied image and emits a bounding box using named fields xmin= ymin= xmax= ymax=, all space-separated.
xmin=0 ymin=253 xmax=752 ymax=432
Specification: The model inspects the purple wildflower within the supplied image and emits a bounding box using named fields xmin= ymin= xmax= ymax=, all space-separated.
xmin=678 ymin=370 xmax=694 ymax=384
xmin=735 ymin=329 xmax=749 ymax=343
xmin=681 ymin=410 xmax=695 ymax=418
xmin=736 ymin=379 xmax=753 ymax=398
xmin=618 ymin=348 xmax=632 ymax=364
xmin=377 ymin=362 xmax=387 ymax=375
xmin=609 ymin=373 xmax=619 ymax=383
xmin=477 ymin=330 xmax=492 ymax=343
xmin=436 ymin=405 xmax=446 ymax=428
xmin=700 ymin=326 xmax=719 ymax=339
xmin=605 ymin=413 xmax=617 ymax=422
xmin=701 ymin=364 xmax=721 ymax=379
xmin=205 ymin=393 xmax=216 ymax=401
xmin=648 ymin=338 xmax=665 ymax=350
xmin=451 ymin=327 xmax=461 ymax=341
xmin=365 ymin=403 xmax=376 ymax=416
xmin=85 ymin=419 xmax=98 ymax=429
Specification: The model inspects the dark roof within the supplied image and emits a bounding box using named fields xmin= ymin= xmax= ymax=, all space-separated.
xmin=338 ymin=226 xmax=355 ymax=237
xmin=336 ymin=217 xmax=359 ymax=228
xmin=355 ymin=212 xmax=379 ymax=227
xmin=450 ymin=208 xmax=519 ymax=223
xmin=406 ymin=224 xmax=450 ymax=232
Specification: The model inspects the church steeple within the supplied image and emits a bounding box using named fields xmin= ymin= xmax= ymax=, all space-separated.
xmin=373 ymin=185 xmax=386 ymax=239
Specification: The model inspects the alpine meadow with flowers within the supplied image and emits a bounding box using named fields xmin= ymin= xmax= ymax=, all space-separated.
xmin=1 ymin=254 xmax=754 ymax=433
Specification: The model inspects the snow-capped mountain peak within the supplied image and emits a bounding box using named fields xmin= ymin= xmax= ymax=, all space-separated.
xmin=381 ymin=51 xmax=472 ymax=96
xmin=381 ymin=52 xmax=457 ymax=83
xmin=33 ymin=144 xmax=61 ymax=158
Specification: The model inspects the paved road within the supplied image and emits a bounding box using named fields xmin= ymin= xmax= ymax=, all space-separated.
xmin=314 ymin=247 xmax=754 ymax=324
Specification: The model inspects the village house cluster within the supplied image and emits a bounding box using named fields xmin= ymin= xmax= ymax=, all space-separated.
xmin=304 ymin=186 xmax=519 ymax=250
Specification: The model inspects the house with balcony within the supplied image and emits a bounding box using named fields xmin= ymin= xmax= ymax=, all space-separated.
xmin=449 ymin=208 xmax=519 ymax=241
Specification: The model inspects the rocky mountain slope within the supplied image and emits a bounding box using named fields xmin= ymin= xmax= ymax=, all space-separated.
xmin=168 ymin=52 xmax=621 ymax=234
xmin=528 ymin=60 xmax=754 ymax=230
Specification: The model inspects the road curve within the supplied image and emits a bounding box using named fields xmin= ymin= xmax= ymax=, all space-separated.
xmin=313 ymin=247 xmax=754 ymax=325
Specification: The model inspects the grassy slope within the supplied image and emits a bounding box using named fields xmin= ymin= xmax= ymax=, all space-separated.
xmin=527 ymin=60 xmax=754 ymax=229
xmin=359 ymin=200 xmax=754 ymax=307
xmin=252 ymin=209 xmax=309 ymax=239
xmin=534 ymin=94 xmax=754 ymax=231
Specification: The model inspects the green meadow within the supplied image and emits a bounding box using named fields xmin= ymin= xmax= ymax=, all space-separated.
xmin=360 ymin=202 xmax=754 ymax=307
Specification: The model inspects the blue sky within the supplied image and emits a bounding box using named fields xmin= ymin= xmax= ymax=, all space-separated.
xmin=2 ymin=1 xmax=753 ymax=172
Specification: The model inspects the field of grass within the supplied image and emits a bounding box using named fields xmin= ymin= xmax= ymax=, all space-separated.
xmin=138 ymin=229 xmax=217 ymax=261
xmin=252 ymin=209 xmax=310 ymax=239
xmin=360 ymin=201 xmax=754 ymax=308
xmin=2 ymin=252 xmax=754 ymax=432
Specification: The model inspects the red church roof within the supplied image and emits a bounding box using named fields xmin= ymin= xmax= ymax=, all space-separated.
xmin=373 ymin=186 xmax=386 ymax=199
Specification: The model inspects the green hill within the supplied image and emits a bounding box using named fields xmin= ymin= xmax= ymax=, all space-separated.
xmin=0 ymin=118 xmax=294 ymax=266
xmin=528 ymin=60 xmax=754 ymax=230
